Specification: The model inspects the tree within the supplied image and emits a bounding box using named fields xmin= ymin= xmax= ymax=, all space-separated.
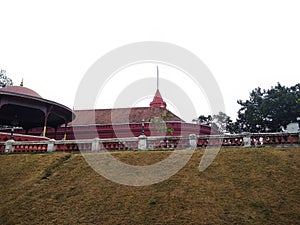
xmin=193 ymin=115 xmax=212 ymax=126
xmin=195 ymin=112 xmax=235 ymax=134
xmin=236 ymin=87 xmax=266 ymax=132
xmin=236 ymin=83 xmax=300 ymax=132
xmin=0 ymin=69 xmax=13 ymax=87
xmin=211 ymin=112 xmax=235 ymax=134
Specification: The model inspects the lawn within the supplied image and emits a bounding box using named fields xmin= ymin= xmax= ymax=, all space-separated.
xmin=0 ymin=147 xmax=299 ymax=224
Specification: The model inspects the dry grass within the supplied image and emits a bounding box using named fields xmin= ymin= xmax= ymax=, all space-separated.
xmin=0 ymin=147 xmax=299 ymax=225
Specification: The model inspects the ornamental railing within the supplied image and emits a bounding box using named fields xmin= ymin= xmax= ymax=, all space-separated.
xmin=0 ymin=132 xmax=299 ymax=154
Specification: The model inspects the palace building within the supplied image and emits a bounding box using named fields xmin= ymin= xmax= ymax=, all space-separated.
xmin=0 ymin=78 xmax=214 ymax=141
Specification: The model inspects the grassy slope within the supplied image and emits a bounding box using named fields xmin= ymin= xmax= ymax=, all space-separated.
xmin=0 ymin=148 xmax=299 ymax=225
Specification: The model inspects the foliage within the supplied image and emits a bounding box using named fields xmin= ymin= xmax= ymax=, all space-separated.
xmin=195 ymin=112 xmax=235 ymax=134
xmin=211 ymin=112 xmax=235 ymax=134
xmin=0 ymin=69 xmax=13 ymax=128
xmin=195 ymin=82 xmax=299 ymax=133
xmin=193 ymin=115 xmax=212 ymax=126
xmin=149 ymin=112 xmax=174 ymax=134
xmin=236 ymin=83 xmax=300 ymax=132
xmin=0 ymin=69 xmax=13 ymax=87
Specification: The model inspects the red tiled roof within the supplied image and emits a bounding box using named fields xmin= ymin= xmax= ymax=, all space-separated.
xmin=70 ymin=107 xmax=183 ymax=126
xmin=1 ymin=86 xmax=41 ymax=98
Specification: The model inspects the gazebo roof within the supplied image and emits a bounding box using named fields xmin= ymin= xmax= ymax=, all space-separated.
xmin=0 ymin=86 xmax=75 ymax=130
xmin=1 ymin=86 xmax=41 ymax=98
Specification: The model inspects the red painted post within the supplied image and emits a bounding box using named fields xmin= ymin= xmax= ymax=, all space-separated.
xmin=275 ymin=136 xmax=279 ymax=144
xmin=231 ymin=138 xmax=235 ymax=146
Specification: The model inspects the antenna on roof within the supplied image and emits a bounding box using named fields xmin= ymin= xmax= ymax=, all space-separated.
xmin=156 ymin=65 xmax=159 ymax=90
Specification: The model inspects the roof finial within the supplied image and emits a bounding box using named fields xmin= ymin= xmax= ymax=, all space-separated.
xmin=150 ymin=66 xmax=167 ymax=108
xmin=20 ymin=78 xmax=24 ymax=87
xmin=156 ymin=65 xmax=159 ymax=90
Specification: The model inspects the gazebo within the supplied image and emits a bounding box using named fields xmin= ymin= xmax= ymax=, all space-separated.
xmin=0 ymin=85 xmax=75 ymax=137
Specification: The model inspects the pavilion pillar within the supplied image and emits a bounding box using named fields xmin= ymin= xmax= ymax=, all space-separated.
xmin=43 ymin=118 xmax=48 ymax=137
xmin=43 ymin=106 xmax=53 ymax=137
xmin=63 ymin=123 xmax=67 ymax=140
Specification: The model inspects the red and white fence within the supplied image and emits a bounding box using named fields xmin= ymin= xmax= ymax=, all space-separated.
xmin=1 ymin=132 xmax=299 ymax=154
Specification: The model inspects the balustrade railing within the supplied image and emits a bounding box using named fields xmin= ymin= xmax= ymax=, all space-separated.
xmin=0 ymin=132 xmax=299 ymax=154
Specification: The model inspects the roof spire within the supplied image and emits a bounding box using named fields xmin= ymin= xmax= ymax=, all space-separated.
xmin=20 ymin=78 xmax=24 ymax=87
xmin=150 ymin=66 xmax=167 ymax=108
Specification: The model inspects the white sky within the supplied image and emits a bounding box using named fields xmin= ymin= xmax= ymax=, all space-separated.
xmin=1 ymin=0 xmax=299 ymax=122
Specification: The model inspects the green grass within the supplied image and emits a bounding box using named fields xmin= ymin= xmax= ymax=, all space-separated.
xmin=0 ymin=147 xmax=299 ymax=224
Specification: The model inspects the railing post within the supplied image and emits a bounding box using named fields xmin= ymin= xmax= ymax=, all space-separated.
xmin=138 ymin=135 xmax=147 ymax=150
xmin=92 ymin=138 xmax=100 ymax=152
xmin=189 ymin=134 xmax=197 ymax=149
xmin=5 ymin=139 xmax=15 ymax=153
xmin=47 ymin=139 xmax=56 ymax=152
xmin=243 ymin=133 xmax=251 ymax=147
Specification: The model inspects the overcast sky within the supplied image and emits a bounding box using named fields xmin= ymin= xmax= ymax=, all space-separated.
xmin=1 ymin=1 xmax=299 ymax=122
